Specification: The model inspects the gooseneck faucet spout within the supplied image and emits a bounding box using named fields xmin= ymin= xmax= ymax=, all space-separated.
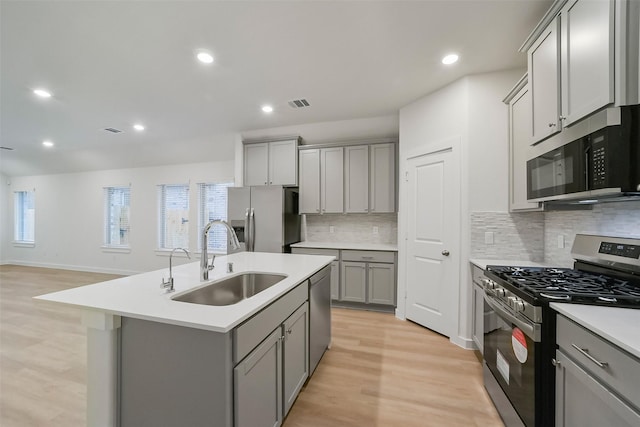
xmin=201 ymin=220 xmax=241 ymax=281
xmin=161 ymin=247 xmax=190 ymax=293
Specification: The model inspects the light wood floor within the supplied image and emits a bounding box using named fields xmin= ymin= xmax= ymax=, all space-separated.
xmin=0 ymin=265 xmax=504 ymax=427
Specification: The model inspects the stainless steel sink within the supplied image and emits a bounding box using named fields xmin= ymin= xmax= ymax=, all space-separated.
xmin=172 ymin=273 xmax=287 ymax=306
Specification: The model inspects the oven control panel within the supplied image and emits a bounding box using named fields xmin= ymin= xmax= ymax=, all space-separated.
xmin=598 ymin=241 xmax=640 ymax=259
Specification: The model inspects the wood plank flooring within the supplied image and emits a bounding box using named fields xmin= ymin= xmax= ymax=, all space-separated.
xmin=0 ymin=265 xmax=504 ymax=427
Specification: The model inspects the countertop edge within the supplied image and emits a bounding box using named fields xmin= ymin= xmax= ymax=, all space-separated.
xmin=291 ymin=241 xmax=398 ymax=251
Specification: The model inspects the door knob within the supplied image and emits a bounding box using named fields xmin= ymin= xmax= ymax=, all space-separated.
xmin=442 ymin=250 xmax=450 ymax=256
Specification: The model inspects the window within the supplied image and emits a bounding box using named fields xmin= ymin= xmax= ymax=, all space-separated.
xmin=157 ymin=184 xmax=189 ymax=250
xmin=104 ymin=186 xmax=131 ymax=247
xmin=14 ymin=190 xmax=35 ymax=243
xmin=198 ymin=182 xmax=234 ymax=252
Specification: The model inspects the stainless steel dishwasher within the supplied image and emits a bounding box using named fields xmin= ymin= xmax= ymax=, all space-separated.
xmin=309 ymin=265 xmax=331 ymax=375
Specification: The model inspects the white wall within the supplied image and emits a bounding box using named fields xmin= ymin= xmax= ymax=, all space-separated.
xmin=0 ymin=173 xmax=9 ymax=263
xmin=3 ymin=161 xmax=234 ymax=275
xmin=398 ymin=68 xmax=524 ymax=349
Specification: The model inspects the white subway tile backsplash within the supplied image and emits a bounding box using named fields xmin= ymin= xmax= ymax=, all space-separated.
xmin=470 ymin=212 xmax=544 ymax=261
xmin=303 ymin=213 xmax=397 ymax=244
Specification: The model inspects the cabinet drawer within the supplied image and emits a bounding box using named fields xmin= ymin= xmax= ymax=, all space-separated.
xmin=472 ymin=264 xmax=485 ymax=286
xmin=291 ymin=248 xmax=340 ymax=259
xmin=557 ymin=315 xmax=640 ymax=409
xmin=234 ymin=282 xmax=308 ymax=364
xmin=341 ymin=250 xmax=394 ymax=263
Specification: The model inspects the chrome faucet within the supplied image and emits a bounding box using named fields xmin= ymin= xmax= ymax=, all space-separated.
xmin=201 ymin=220 xmax=241 ymax=281
xmin=162 ymin=247 xmax=190 ymax=293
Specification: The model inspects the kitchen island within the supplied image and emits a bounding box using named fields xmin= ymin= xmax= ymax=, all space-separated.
xmin=35 ymin=251 xmax=334 ymax=427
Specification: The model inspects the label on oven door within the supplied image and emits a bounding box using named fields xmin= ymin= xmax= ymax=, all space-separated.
xmin=512 ymin=328 xmax=528 ymax=363
xmin=496 ymin=350 xmax=509 ymax=385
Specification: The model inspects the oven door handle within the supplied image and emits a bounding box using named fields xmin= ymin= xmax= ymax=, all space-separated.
xmin=483 ymin=293 xmax=541 ymax=342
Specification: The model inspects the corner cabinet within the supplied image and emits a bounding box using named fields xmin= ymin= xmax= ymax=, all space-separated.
xmin=554 ymin=315 xmax=640 ymax=427
xmin=244 ymin=139 xmax=299 ymax=186
xmin=504 ymin=75 xmax=542 ymax=211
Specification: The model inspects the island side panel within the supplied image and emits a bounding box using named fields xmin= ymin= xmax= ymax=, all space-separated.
xmin=119 ymin=317 xmax=233 ymax=427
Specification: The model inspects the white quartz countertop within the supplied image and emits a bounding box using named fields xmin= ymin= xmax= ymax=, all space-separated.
xmin=551 ymin=303 xmax=640 ymax=359
xmin=292 ymin=241 xmax=398 ymax=251
xmin=35 ymin=252 xmax=334 ymax=333
xmin=469 ymin=258 xmax=548 ymax=270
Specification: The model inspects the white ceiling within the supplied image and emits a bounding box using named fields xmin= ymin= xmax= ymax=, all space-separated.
xmin=0 ymin=0 xmax=551 ymax=177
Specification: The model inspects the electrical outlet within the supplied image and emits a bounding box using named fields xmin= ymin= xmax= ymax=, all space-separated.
xmin=485 ymin=231 xmax=494 ymax=245
xmin=558 ymin=234 xmax=565 ymax=249
xmin=329 ymin=226 xmax=335 ymax=233
xmin=373 ymin=226 xmax=379 ymax=234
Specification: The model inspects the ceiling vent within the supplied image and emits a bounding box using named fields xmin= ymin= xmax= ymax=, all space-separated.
xmin=288 ymin=99 xmax=310 ymax=109
xmin=0 ymin=146 xmax=14 ymax=150
xmin=104 ymin=127 xmax=123 ymax=133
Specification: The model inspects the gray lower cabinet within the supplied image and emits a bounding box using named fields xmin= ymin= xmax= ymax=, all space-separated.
xmin=235 ymin=303 xmax=308 ymax=427
xmin=330 ymin=260 xmax=339 ymax=300
xmin=341 ymin=261 xmax=367 ymax=302
xmin=367 ymin=263 xmax=395 ymax=305
xmin=555 ymin=315 xmax=640 ymax=427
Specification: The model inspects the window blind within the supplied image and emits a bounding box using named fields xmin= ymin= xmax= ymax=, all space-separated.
xmin=157 ymin=184 xmax=189 ymax=249
xmin=14 ymin=191 xmax=35 ymax=242
xmin=198 ymin=182 xmax=234 ymax=251
xmin=104 ymin=187 xmax=131 ymax=247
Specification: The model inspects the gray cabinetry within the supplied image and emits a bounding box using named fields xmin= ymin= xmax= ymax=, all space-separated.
xmin=234 ymin=328 xmax=283 ymax=427
xmin=244 ymin=139 xmax=298 ymax=186
xmin=367 ymin=262 xmax=395 ymax=305
xmin=321 ymin=147 xmax=344 ymax=213
xmin=341 ymin=250 xmax=396 ymax=307
xmin=291 ymin=248 xmax=340 ymax=300
xmin=369 ymin=142 xmax=396 ymax=213
xmin=504 ymin=76 xmax=542 ymax=211
xmin=283 ymin=303 xmax=309 ymax=416
xmin=344 ymin=145 xmax=369 ymax=213
xmin=299 ymin=149 xmax=320 ymax=214
xmin=555 ymin=315 xmax=640 ymax=426
xmin=341 ymin=261 xmax=367 ymax=302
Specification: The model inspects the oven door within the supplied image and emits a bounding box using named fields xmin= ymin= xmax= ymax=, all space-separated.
xmin=527 ymin=136 xmax=587 ymax=200
xmin=483 ymin=294 xmax=540 ymax=427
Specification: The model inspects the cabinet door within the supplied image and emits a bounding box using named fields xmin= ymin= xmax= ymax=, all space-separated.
xmin=367 ymin=262 xmax=395 ymax=306
xmin=269 ymin=140 xmax=298 ymax=186
xmin=344 ymin=145 xmax=369 ymax=213
xmin=321 ymin=147 xmax=344 ymax=213
xmin=370 ymin=143 xmax=396 ymax=213
xmin=555 ymin=350 xmax=640 ymax=427
xmin=509 ymin=82 xmax=541 ymax=211
xmin=472 ymin=284 xmax=484 ymax=353
xmin=560 ymin=0 xmax=614 ymax=126
xmin=283 ymin=303 xmax=309 ymax=416
xmin=330 ymin=260 xmax=340 ymax=300
xmin=234 ymin=328 xmax=283 ymax=427
xmin=528 ymin=17 xmax=561 ymax=144
xmin=341 ymin=261 xmax=366 ymax=302
xmin=299 ymin=149 xmax=320 ymax=214
xmin=244 ymin=143 xmax=270 ymax=186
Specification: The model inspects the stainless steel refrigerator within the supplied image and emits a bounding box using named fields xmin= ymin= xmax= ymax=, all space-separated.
xmin=227 ymin=186 xmax=300 ymax=253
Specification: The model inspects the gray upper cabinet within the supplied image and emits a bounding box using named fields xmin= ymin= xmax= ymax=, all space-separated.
xmin=504 ymin=76 xmax=542 ymax=211
xmin=244 ymin=139 xmax=298 ymax=186
xmin=299 ymin=149 xmax=321 ymax=214
xmin=560 ymin=0 xmax=615 ymax=127
xmin=369 ymin=143 xmax=396 ymax=213
xmin=321 ymin=147 xmax=344 ymax=213
xmin=528 ymin=16 xmax=561 ymax=144
xmin=344 ymin=145 xmax=369 ymax=213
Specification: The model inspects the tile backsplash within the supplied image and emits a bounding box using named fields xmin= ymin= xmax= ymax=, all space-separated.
xmin=302 ymin=213 xmax=397 ymax=244
xmin=471 ymin=201 xmax=640 ymax=267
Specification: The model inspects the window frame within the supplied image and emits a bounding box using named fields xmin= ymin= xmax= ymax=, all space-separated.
xmin=13 ymin=190 xmax=35 ymax=246
xmin=102 ymin=186 xmax=131 ymax=251
xmin=197 ymin=181 xmax=234 ymax=253
xmin=157 ymin=183 xmax=190 ymax=251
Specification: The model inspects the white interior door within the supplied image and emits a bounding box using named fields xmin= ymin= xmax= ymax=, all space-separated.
xmin=405 ymin=142 xmax=460 ymax=337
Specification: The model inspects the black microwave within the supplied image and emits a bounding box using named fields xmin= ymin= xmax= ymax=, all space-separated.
xmin=527 ymin=105 xmax=640 ymax=202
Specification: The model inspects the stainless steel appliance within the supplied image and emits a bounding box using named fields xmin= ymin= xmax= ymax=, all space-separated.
xmin=482 ymin=234 xmax=640 ymax=427
xmin=309 ymin=265 xmax=331 ymax=375
xmin=527 ymin=105 xmax=640 ymax=203
xmin=227 ymin=186 xmax=300 ymax=253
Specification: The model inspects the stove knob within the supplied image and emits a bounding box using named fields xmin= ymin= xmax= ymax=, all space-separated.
xmin=514 ymin=300 xmax=525 ymax=312
xmin=495 ymin=288 xmax=506 ymax=297
xmin=507 ymin=296 xmax=517 ymax=308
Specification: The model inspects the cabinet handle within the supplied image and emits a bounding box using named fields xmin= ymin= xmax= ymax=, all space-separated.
xmin=264 ymin=181 xmax=268 ymax=185
xmin=362 ymin=256 xmax=374 ymax=260
xmin=548 ymin=123 xmax=556 ymax=128
xmin=442 ymin=250 xmax=450 ymax=256
xmin=286 ymin=329 xmax=292 ymax=335
xmin=571 ymin=343 xmax=608 ymax=368
xmin=559 ymin=116 xmax=567 ymax=121
xmin=269 ymin=181 xmax=272 ymax=184
xmin=551 ymin=358 xmax=561 ymax=367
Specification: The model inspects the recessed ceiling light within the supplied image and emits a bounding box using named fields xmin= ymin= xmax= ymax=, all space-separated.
xmin=42 ymin=140 xmax=54 ymax=147
xmin=133 ymin=124 xmax=145 ymax=131
xmin=442 ymin=54 xmax=459 ymax=65
xmin=262 ymin=105 xmax=274 ymax=113
xmin=34 ymin=89 xmax=52 ymax=98
xmin=197 ymin=52 xmax=214 ymax=64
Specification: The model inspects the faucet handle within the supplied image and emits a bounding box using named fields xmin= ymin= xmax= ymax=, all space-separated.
xmin=161 ymin=277 xmax=174 ymax=292
xmin=207 ymin=254 xmax=216 ymax=271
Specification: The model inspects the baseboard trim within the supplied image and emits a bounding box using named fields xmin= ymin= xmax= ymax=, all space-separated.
xmin=451 ymin=335 xmax=477 ymax=350
xmin=1 ymin=260 xmax=139 ymax=276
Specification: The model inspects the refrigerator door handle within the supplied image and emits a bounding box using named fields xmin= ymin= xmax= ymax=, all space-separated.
xmin=249 ymin=208 xmax=255 ymax=252
xmin=244 ymin=208 xmax=250 ymax=250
